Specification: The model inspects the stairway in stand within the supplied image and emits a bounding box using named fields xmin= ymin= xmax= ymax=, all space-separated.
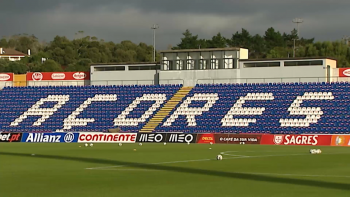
xmin=139 ymin=86 xmax=193 ymax=133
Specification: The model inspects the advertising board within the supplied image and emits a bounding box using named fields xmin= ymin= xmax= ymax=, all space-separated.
xmin=214 ymin=134 xmax=262 ymax=144
xmin=21 ymin=132 xmax=78 ymax=143
xmin=8 ymin=132 xmax=342 ymax=146
xmin=78 ymin=132 xmax=137 ymax=143
xmin=0 ymin=73 xmax=14 ymax=81
xmin=136 ymin=133 xmax=197 ymax=143
xmin=339 ymin=68 xmax=350 ymax=77
xmin=0 ymin=132 xmax=22 ymax=142
xmin=330 ymin=135 xmax=350 ymax=146
xmin=26 ymin=72 xmax=90 ymax=81
xmin=260 ymin=134 xmax=332 ymax=146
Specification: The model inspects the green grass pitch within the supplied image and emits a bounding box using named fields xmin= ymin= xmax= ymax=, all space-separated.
xmin=1 ymin=143 xmax=350 ymax=197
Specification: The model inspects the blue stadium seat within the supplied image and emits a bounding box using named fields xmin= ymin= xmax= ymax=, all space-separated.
xmin=0 ymin=82 xmax=349 ymax=134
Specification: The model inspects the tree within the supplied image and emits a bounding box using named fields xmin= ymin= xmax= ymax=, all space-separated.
xmin=172 ymin=29 xmax=200 ymax=49
xmin=5 ymin=62 xmax=27 ymax=74
xmin=264 ymin=27 xmax=285 ymax=50
xmin=207 ymin=33 xmax=227 ymax=48
xmin=40 ymin=59 xmax=63 ymax=72
xmin=0 ymin=38 xmax=8 ymax=48
xmin=227 ymin=28 xmax=252 ymax=49
xmin=0 ymin=59 xmax=9 ymax=72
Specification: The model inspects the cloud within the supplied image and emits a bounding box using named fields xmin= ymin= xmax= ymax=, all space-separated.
xmin=0 ymin=0 xmax=349 ymax=49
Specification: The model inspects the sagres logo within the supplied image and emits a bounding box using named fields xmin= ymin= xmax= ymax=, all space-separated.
xmin=273 ymin=135 xmax=284 ymax=145
xmin=64 ymin=132 xmax=75 ymax=143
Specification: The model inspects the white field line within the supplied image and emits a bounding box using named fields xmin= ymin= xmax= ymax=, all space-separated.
xmin=85 ymin=158 xmax=212 ymax=170
xmin=85 ymin=152 xmax=350 ymax=170
xmin=90 ymin=168 xmax=350 ymax=179
xmin=85 ymin=153 xmax=306 ymax=170
xmin=94 ymin=169 xmax=162 ymax=171
xmin=241 ymin=172 xmax=350 ymax=179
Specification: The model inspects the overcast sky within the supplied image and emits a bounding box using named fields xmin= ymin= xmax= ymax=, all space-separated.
xmin=0 ymin=0 xmax=349 ymax=49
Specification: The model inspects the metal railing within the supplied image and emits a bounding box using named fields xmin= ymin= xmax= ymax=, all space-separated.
xmin=90 ymin=79 xmax=185 ymax=85
xmin=196 ymin=76 xmax=350 ymax=84
xmin=1 ymin=77 xmax=349 ymax=89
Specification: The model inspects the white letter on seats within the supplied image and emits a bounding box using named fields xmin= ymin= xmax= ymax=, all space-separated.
xmin=221 ymin=93 xmax=274 ymax=127
xmin=163 ymin=93 xmax=219 ymax=127
xmin=10 ymin=95 xmax=69 ymax=126
xmin=280 ymin=92 xmax=334 ymax=127
xmin=114 ymin=94 xmax=167 ymax=126
xmin=62 ymin=94 xmax=117 ymax=130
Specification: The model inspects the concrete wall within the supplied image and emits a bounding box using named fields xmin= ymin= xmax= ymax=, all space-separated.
xmin=159 ymin=65 xmax=330 ymax=86
xmin=332 ymin=67 xmax=350 ymax=82
xmin=239 ymin=66 xmax=327 ymax=83
xmin=159 ymin=69 xmax=239 ymax=86
xmin=0 ymin=81 xmax=12 ymax=89
xmin=91 ymin=70 xmax=157 ymax=85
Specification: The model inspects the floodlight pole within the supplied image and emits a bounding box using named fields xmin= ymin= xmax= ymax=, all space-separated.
xmin=292 ymin=18 xmax=303 ymax=57
xmin=151 ymin=24 xmax=159 ymax=62
xmin=342 ymin=36 xmax=350 ymax=45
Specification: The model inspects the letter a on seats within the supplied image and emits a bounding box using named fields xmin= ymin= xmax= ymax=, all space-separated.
xmin=10 ymin=95 xmax=69 ymax=126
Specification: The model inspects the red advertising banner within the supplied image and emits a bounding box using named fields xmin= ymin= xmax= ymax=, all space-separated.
xmin=339 ymin=68 xmax=350 ymax=77
xmin=196 ymin=134 xmax=262 ymax=144
xmin=0 ymin=73 xmax=14 ymax=81
xmin=214 ymin=134 xmax=262 ymax=144
xmin=260 ymin=134 xmax=332 ymax=146
xmin=27 ymin=72 xmax=90 ymax=81
xmin=197 ymin=134 xmax=215 ymax=144
xmin=330 ymin=135 xmax=350 ymax=146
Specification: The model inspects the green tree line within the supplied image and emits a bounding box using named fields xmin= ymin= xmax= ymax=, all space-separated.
xmin=173 ymin=28 xmax=350 ymax=67
xmin=0 ymin=28 xmax=349 ymax=74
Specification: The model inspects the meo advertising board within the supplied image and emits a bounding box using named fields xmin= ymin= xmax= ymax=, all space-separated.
xmin=21 ymin=132 xmax=78 ymax=143
xmin=260 ymin=134 xmax=332 ymax=146
xmin=78 ymin=132 xmax=137 ymax=143
xmin=136 ymin=133 xmax=197 ymax=143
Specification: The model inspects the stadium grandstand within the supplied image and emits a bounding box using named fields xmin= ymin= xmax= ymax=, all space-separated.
xmin=0 ymin=48 xmax=349 ymax=134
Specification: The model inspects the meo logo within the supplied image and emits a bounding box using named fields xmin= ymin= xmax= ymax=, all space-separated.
xmin=64 ymin=132 xmax=75 ymax=143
